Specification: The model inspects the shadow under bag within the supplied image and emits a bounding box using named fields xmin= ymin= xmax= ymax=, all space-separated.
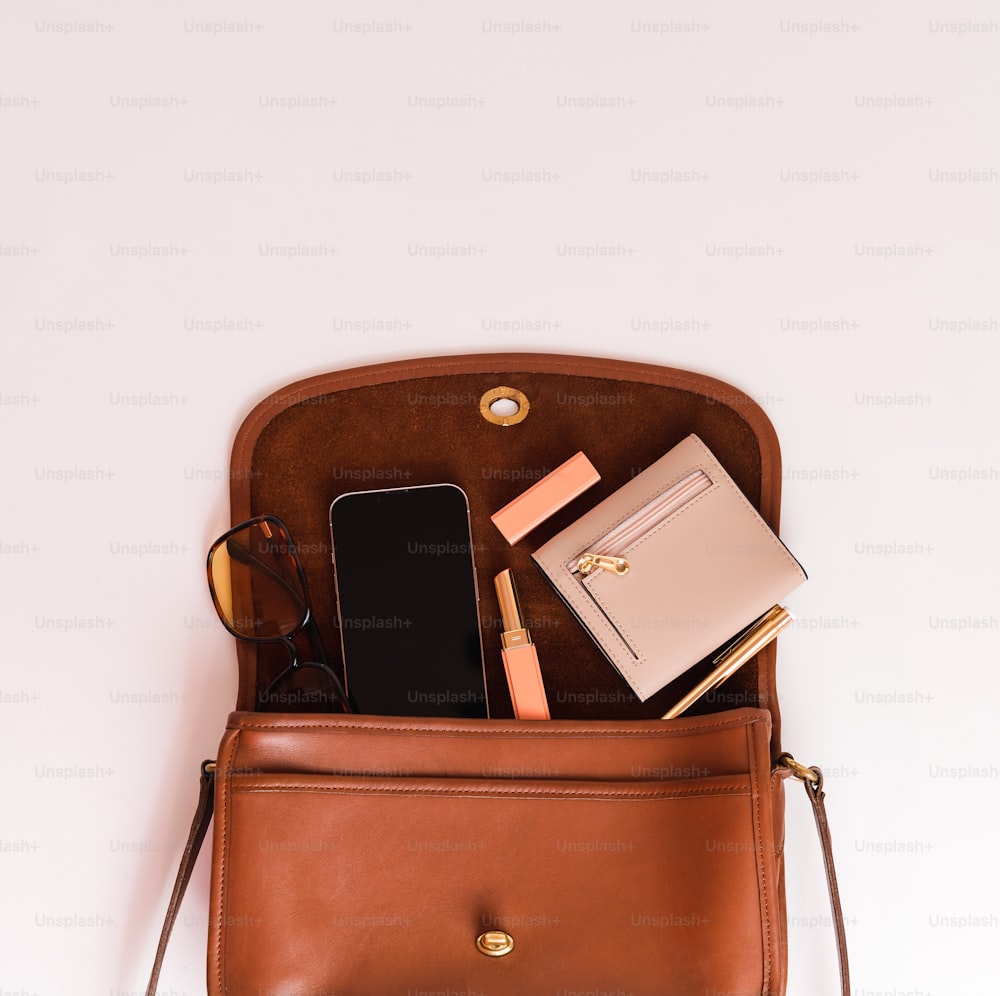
xmin=147 ymin=352 xmax=850 ymax=995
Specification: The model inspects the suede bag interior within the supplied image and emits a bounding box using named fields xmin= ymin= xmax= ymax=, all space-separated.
xmin=227 ymin=353 xmax=786 ymax=750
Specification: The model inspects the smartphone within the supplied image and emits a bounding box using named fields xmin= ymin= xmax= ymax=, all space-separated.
xmin=329 ymin=483 xmax=488 ymax=717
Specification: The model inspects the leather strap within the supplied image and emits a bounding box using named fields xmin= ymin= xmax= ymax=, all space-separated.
xmin=146 ymin=760 xmax=215 ymax=996
xmin=796 ymin=763 xmax=851 ymax=996
xmin=146 ymin=757 xmax=849 ymax=995
xmin=777 ymin=754 xmax=851 ymax=996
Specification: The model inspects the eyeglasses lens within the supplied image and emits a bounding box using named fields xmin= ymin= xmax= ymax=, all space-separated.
xmin=210 ymin=519 xmax=307 ymax=640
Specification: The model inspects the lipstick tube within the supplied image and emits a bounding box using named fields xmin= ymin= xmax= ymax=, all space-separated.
xmin=494 ymin=569 xmax=550 ymax=720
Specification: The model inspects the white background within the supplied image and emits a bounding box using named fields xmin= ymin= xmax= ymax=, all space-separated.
xmin=2 ymin=3 xmax=998 ymax=994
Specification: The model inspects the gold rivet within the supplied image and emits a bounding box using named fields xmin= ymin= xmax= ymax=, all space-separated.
xmin=479 ymin=386 xmax=530 ymax=426
xmin=476 ymin=929 xmax=515 ymax=957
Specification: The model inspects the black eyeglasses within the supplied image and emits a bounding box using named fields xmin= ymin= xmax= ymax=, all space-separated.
xmin=207 ymin=515 xmax=351 ymax=713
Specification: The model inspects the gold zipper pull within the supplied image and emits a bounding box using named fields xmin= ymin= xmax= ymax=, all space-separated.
xmin=576 ymin=553 xmax=630 ymax=576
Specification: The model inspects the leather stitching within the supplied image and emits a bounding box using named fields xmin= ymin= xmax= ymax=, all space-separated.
xmin=227 ymin=710 xmax=769 ymax=738
xmin=215 ymin=729 xmax=238 ymax=995
xmin=228 ymin=780 xmax=751 ymax=800
xmin=748 ymin=723 xmax=771 ymax=989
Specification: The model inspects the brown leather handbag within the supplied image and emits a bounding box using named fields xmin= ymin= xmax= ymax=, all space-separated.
xmin=147 ymin=354 xmax=850 ymax=995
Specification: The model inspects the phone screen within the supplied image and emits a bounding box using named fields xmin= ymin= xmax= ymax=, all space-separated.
xmin=329 ymin=484 xmax=488 ymax=717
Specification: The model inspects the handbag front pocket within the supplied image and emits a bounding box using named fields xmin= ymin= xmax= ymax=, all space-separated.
xmin=209 ymin=710 xmax=781 ymax=996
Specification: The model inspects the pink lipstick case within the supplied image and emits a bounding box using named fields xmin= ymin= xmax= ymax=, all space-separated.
xmin=491 ymin=451 xmax=600 ymax=545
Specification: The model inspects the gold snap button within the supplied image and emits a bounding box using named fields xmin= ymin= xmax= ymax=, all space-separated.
xmin=476 ymin=929 xmax=515 ymax=957
xmin=480 ymin=386 xmax=530 ymax=426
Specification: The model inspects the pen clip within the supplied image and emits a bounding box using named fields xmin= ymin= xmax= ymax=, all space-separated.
xmin=710 ymin=605 xmax=783 ymax=665
xmin=661 ymin=605 xmax=792 ymax=720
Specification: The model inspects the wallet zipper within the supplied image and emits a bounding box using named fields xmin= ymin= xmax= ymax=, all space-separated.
xmin=574 ymin=469 xmax=712 ymax=574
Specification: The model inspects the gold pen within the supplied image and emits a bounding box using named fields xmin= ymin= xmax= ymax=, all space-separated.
xmin=662 ymin=605 xmax=793 ymax=720
xmin=494 ymin=569 xmax=550 ymax=720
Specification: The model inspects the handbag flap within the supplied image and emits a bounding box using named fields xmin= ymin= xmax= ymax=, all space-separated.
xmin=226 ymin=353 xmax=786 ymax=748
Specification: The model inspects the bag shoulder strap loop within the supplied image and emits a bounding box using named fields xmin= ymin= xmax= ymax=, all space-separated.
xmin=145 ymin=761 xmax=215 ymax=996
xmin=777 ymin=753 xmax=851 ymax=996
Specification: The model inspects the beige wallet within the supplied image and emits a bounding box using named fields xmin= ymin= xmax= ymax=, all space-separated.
xmin=532 ymin=434 xmax=807 ymax=702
